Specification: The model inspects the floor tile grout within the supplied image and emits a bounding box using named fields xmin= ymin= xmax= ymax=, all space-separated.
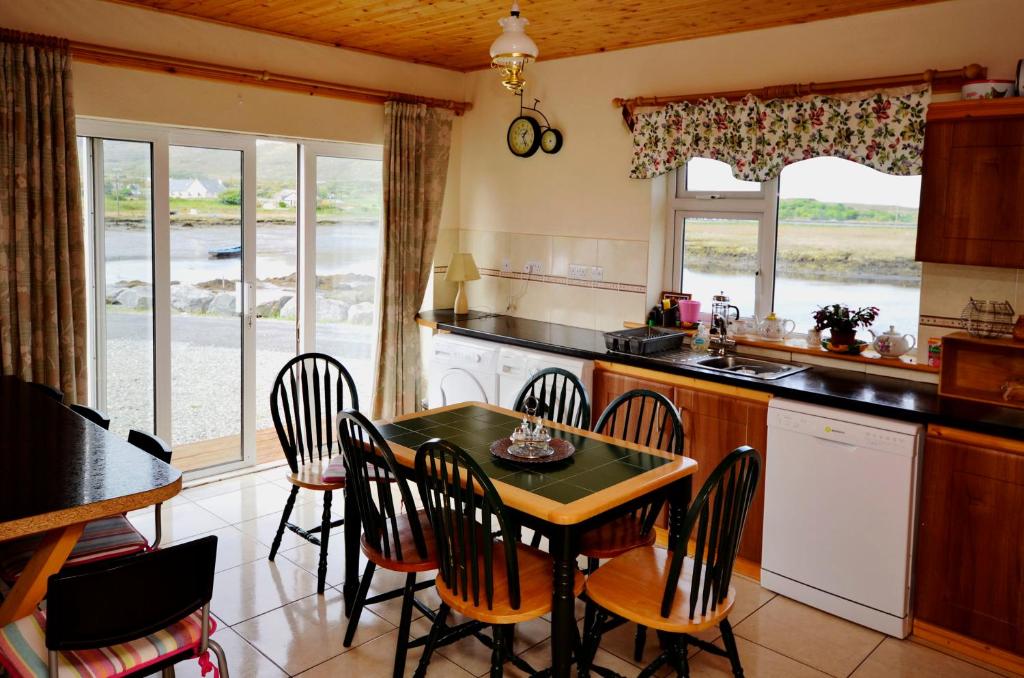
xmin=845 ymin=635 xmax=887 ymax=677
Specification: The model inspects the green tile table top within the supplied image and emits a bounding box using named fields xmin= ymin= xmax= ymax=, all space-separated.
xmin=381 ymin=404 xmax=692 ymax=525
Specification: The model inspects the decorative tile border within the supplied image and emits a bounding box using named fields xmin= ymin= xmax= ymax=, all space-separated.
xmin=919 ymin=314 xmax=1015 ymax=335
xmin=433 ymin=265 xmax=647 ymax=295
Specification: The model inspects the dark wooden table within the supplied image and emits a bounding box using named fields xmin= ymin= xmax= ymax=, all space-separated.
xmin=346 ymin=402 xmax=697 ymax=678
xmin=0 ymin=377 xmax=182 ymax=625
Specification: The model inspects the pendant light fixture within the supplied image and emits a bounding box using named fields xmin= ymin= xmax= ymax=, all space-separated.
xmin=489 ymin=1 xmax=538 ymax=95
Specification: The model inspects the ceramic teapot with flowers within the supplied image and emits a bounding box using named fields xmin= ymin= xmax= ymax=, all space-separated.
xmin=868 ymin=325 xmax=916 ymax=358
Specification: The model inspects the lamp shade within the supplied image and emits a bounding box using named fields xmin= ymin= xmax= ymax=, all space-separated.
xmin=489 ymin=2 xmax=538 ymax=61
xmin=445 ymin=252 xmax=481 ymax=282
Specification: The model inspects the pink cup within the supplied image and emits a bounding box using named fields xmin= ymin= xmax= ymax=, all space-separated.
xmin=678 ymin=299 xmax=701 ymax=324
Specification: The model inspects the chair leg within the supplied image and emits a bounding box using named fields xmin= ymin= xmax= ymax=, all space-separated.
xmin=269 ymin=485 xmax=299 ymax=561
xmin=413 ymin=603 xmax=449 ymax=678
xmin=207 ymin=638 xmax=231 ymax=678
xmin=529 ymin=531 xmax=543 ymax=549
xmin=393 ymin=573 xmax=417 ymax=678
xmin=343 ymin=559 xmax=376 ymax=646
xmin=667 ymin=634 xmax=688 ymax=677
xmin=586 ymin=556 xmax=599 ymax=575
xmin=633 ymin=624 xmax=648 ymax=662
xmin=490 ymin=624 xmax=507 ymax=678
xmin=720 ymin=618 xmax=744 ymax=678
xmin=317 ymin=490 xmax=333 ymax=594
xmin=579 ymin=607 xmax=607 ymax=678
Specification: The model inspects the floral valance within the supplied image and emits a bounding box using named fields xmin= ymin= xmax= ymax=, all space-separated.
xmin=629 ymin=87 xmax=930 ymax=181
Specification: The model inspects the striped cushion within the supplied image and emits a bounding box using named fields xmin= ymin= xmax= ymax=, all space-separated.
xmin=322 ymin=455 xmax=346 ymax=483
xmin=0 ymin=610 xmax=216 ymax=677
xmin=0 ymin=516 xmax=149 ymax=585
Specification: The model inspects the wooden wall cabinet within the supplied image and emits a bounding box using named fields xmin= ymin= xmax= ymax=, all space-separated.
xmin=916 ymin=101 xmax=1024 ymax=268
xmin=914 ymin=426 xmax=1024 ymax=655
xmin=592 ymin=366 xmax=768 ymax=563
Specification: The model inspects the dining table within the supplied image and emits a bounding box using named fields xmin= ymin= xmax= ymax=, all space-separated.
xmin=0 ymin=376 xmax=182 ymax=626
xmin=343 ymin=401 xmax=698 ymax=678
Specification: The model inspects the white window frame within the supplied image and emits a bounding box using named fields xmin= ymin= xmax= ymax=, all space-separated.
xmin=77 ymin=118 xmax=383 ymax=479
xmin=666 ymin=164 xmax=779 ymax=320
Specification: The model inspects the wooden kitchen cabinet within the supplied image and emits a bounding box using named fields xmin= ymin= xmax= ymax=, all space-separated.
xmin=916 ymin=100 xmax=1024 ymax=268
xmin=591 ymin=364 xmax=769 ymax=563
xmin=914 ymin=425 xmax=1024 ymax=655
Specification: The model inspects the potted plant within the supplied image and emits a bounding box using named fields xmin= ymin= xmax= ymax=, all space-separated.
xmin=812 ymin=304 xmax=880 ymax=347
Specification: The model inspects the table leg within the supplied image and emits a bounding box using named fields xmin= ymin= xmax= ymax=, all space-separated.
xmin=549 ymin=524 xmax=578 ymax=678
xmin=667 ymin=476 xmax=693 ymax=551
xmin=343 ymin=487 xmax=361 ymax=615
xmin=0 ymin=523 xmax=85 ymax=626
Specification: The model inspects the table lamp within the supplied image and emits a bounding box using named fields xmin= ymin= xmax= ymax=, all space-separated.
xmin=445 ymin=252 xmax=480 ymax=315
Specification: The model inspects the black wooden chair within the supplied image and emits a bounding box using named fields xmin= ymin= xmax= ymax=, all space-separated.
xmin=412 ymin=439 xmax=585 ymax=678
xmin=513 ymin=367 xmax=591 ymax=430
xmin=580 ymin=446 xmax=762 ymax=678
xmin=338 ymin=410 xmax=439 ymax=678
xmin=0 ymin=536 xmax=229 ymax=677
xmin=582 ymin=389 xmax=684 ymax=659
xmin=69 ymin=404 xmax=111 ymax=430
xmin=0 ymin=429 xmax=173 ymax=586
xmin=29 ymin=382 xmax=64 ymax=403
xmin=268 ymin=353 xmax=358 ymax=594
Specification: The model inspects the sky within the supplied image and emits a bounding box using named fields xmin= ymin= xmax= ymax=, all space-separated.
xmin=689 ymin=156 xmax=922 ymax=208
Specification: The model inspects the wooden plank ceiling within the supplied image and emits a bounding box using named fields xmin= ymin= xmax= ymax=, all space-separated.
xmin=106 ymin=0 xmax=951 ymax=71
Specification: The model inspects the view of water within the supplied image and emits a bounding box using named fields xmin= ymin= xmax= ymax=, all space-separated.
xmin=684 ymin=268 xmax=921 ymax=336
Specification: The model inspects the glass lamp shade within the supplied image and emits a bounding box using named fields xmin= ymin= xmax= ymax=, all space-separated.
xmin=445 ymin=253 xmax=481 ymax=282
xmin=490 ymin=2 xmax=538 ymax=94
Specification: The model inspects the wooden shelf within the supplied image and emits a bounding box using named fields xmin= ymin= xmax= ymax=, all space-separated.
xmin=927 ymin=97 xmax=1024 ymax=121
xmin=939 ymin=332 xmax=1024 ymax=409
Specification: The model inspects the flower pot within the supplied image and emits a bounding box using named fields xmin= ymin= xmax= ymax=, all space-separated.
xmin=829 ymin=329 xmax=857 ymax=347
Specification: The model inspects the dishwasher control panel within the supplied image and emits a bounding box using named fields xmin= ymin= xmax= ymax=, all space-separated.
xmin=768 ymin=405 xmax=919 ymax=456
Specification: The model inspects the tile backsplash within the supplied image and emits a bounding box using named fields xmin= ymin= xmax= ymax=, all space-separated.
xmin=433 ymin=229 xmax=648 ymax=331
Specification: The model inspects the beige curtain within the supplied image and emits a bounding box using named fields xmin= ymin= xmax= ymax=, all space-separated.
xmin=372 ymin=101 xmax=453 ymax=419
xmin=0 ymin=31 xmax=86 ymax=402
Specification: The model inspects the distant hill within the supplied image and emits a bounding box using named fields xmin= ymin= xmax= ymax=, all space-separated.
xmin=778 ymin=198 xmax=917 ymax=224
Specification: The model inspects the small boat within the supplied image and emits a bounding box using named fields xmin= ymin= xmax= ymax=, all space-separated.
xmin=208 ymin=245 xmax=242 ymax=259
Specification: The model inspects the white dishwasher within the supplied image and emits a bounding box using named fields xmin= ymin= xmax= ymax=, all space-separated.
xmin=761 ymin=398 xmax=922 ymax=638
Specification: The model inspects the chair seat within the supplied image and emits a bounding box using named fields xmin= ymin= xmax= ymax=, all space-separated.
xmin=585 ymin=546 xmax=735 ymax=634
xmin=0 ymin=516 xmax=149 ymax=585
xmin=361 ymin=510 xmax=438 ymax=573
xmin=0 ymin=609 xmax=215 ymax=677
xmin=579 ymin=515 xmax=656 ymax=560
xmin=435 ymin=542 xmax=585 ymax=625
xmin=287 ymin=456 xmax=347 ymax=491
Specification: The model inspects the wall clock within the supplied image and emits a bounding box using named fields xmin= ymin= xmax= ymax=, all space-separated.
xmin=507 ymin=115 xmax=541 ymax=157
xmin=507 ymin=95 xmax=563 ymax=158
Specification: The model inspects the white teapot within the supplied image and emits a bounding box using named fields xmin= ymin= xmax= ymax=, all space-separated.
xmin=868 ymin=325 xmax=916 ymax=358
xmin=755 ymin=312 xmax=796 ymax=341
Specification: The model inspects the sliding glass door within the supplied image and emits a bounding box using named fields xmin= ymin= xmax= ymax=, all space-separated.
xmin=78 ymin=123 xmax=381 ymax=477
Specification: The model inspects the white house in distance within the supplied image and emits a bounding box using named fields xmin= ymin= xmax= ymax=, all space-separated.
xmin=169 ymin=177 xmax=226 ymax=199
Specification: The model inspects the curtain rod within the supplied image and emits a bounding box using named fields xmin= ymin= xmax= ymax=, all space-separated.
xmin=68 ymin=40 xmax=473 ymax=115
xmin=613 ymin=64 xmax=986 ymax=131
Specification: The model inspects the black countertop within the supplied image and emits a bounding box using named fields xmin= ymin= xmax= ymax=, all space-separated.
xmin=420 ymin=310 xmax=1024 ymax=440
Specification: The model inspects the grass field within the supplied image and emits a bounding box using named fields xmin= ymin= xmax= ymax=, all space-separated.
xmin=102 ymin=195 xmax=380 ymax=222
xmin=684 ymin=218 xmax=919 ymax=282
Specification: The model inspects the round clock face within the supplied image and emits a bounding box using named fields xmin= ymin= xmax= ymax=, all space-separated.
xmin=540 ymin=128 xmax=563 ymax=154
xmin=507 ymin=116 xmax=541 ymax=157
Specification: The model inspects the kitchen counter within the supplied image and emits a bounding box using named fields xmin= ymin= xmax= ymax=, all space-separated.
xmin=419 ymin=310 xmax=1024 ymax=440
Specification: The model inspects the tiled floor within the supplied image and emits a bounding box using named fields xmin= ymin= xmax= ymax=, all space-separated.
xmin=131 ymin=465 xmax=1016 ymax=678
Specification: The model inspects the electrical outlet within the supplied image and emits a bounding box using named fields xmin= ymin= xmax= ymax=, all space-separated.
xmin=525 ymin=260 xmax=543 ymax=275
xmin=568 ymin=264 xmax=588 ymax=280
xmin=501 ymin=258 xmax=512 ymax=273
xmin=590 ymin=266 xmax=604 ymax=282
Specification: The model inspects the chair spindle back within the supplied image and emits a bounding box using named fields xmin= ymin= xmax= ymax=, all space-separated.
xmin=661 ymin=446 xmax=761 ymax=621
xmin=337 ymin=410 xmax=427 ymax=562
xmin=594 ymin=389 xmax=683 ymax=455
xmin=512 ymin=367 xmax=591 ymax=430
xmin=270 ymin=353 xmax=358 ymax=473
xmin=415 ymin=439 xmax=520 ymax=611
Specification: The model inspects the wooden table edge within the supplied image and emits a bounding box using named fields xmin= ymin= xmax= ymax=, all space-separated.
xmin=0 ymin=473 xmax=182 ymax=543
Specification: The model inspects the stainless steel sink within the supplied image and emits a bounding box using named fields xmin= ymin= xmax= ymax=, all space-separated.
xmin=692 ymin=355 xmax=810 ymax=380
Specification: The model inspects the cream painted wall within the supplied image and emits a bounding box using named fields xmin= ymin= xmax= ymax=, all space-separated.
xmin=456 ymin=0 xmax=1024 ymax=336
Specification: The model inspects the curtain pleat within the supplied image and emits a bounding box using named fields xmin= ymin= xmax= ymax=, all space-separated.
xmin=372 ymin=101 xmax=453 ymax=419
xmin=0 ymin=33 xmax=86 ymax=402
